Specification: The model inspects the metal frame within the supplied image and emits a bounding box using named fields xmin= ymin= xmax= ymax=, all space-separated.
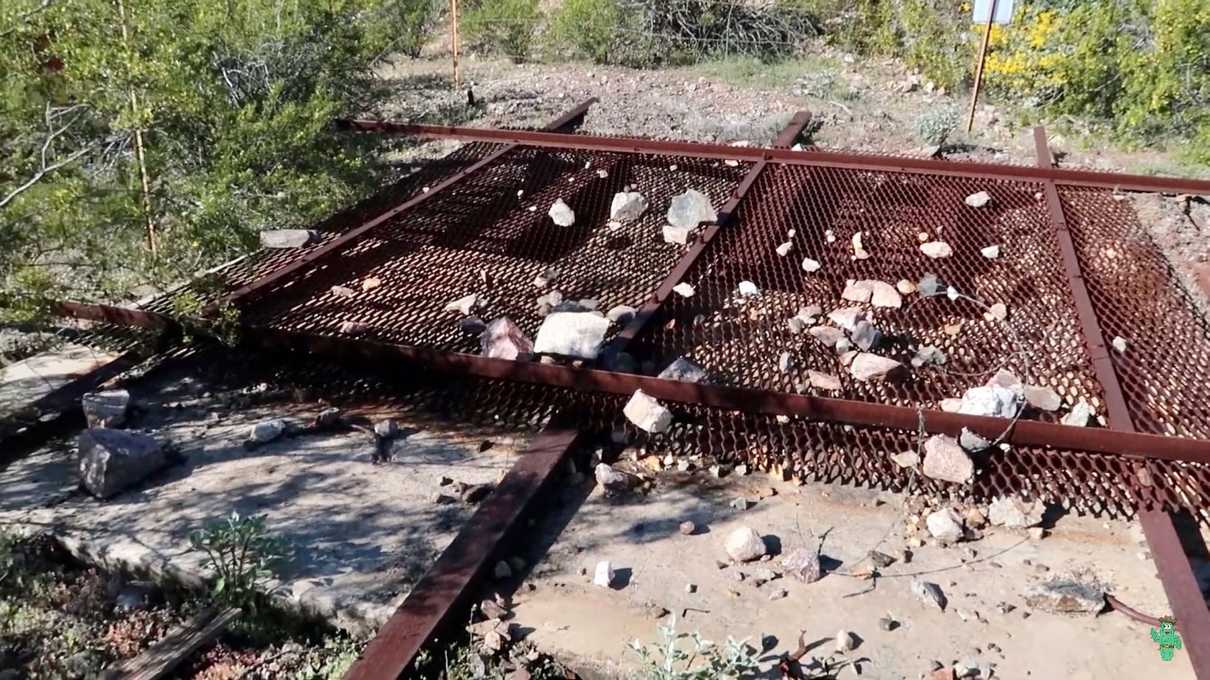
xmin=336 ymin=118 xmax=1210 ymax=195
xmin=1034 ymin=127 xmax=1210 ymax=674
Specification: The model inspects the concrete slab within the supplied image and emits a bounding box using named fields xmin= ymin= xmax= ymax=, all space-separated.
xmin=0 ymin=343 xmax=119 ymax=418
xmin=512 ymin=469 xmax=1197 ymax=679
xmin=0 ymin=367 xmax=532 ymax=635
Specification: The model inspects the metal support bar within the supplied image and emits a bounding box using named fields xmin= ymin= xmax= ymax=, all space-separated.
xmin=1035 ymin=126 xmax=1210 ymax=677
xmin=335 ymin=119 xmax=1210 ymax=195
xmin=219 ymin=99 xmax=599 ymax=310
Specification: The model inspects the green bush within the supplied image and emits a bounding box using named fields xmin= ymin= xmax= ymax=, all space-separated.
xmin=189 ymin=511 xmax=288 ymax=611
xmin=548 ymin=0 xmax=621 ymax=64
xmin=462 ymin=0 xmax=542 ymax=62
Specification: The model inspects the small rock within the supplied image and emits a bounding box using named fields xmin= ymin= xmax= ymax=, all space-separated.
xmin=667 ymin=189 xmax=717 ymax=229
xmin=1112 ymin=336 xmax=1128 ymax=353
xmin=911 ymin=579 xmax=947 ymax=611
xmin=778 ymin=352 xmax=794 ymax=373
xmin=260 ymin=229 xmax=317 ymax=248
xmin=922 ymin=435 xmax=974 ymax=484
xmin=1023 ymin=385 xmax=1061 ymax=411
xmin=958 ymin=427 xmax=992 ymax=453
xmin=988 ymin=496 xmax=1045 ymax=528
xmin=958 ymin=384 xmax=1023 ymax=418
xmin=896 ymin=279 xmax=917 ymax=295
xmin=878 ymin=616 xmax=896 ymax=632
xmin=776 ymin=241 xmax=793 ymax=256
xmin=593 ymin=561 xmax=615 ymax=587
xmin=658 ymin=357 xmax=708 ymax=383
xmin=868 ymin=550 xmax=896 ymax=568
xmin=890 ymin=450 xmax=920 ymax=468
xmin=850 ymin=320 xmax=882 ymax=351
xmin=724 ymin=526 xmax=767 ymax=562
xmin=911 ymin=345 xmax=946 ymax=368
xmin=869 ymin=280 xmax=903 ymax=308
xmin=330 ymin=285 xmax=356 ymax=298
xmin=548 ymin=199 xmax=575 ymax=226
xmin=606 ymin=305 xmax=637 ymax=325
xmin=964 ymin=507 xmax=988 ymax=528
xmin=842 ymin=280 xmax=873 ymax=303
xmin=782 ymin=545 xmax=822 ymax=583
xmin=808 ymin=370 xmax=842 ymax=391
xmin=787 ymin=317 xmax=807 ymax=334
xmin=672 ymin=282 xmax=695 ymax=297
xmin=926 ymin=507 xmax=964 ymax=542
xmin=730 ymin=497 xmax=753 ymax=511
xmin=533 ymin=312 xmax=610 ymax=360
xmin=827 ymin=307 xmax=867 ymax=331
xmin=595 ymin=463 xmax=640 ymax=494
xmin=679 ymin=521 xmax=697 ymax=535
xmin=361 ymin=277 xmax=381 ymax=291
xmin=981 ymin=245 xmax=1001 ymax=259
xmin=987 ymin=302 xmax=1008 ymax=321
xmin=338 ymin=321 xmax=369 ymax=335
xmin=801 ymin=257 xmax=822 ymax=273
xmin=737 ymin=280 xmax=760 ymax=297
xmin=835 ymin=629 xmax=855 ymax=653
xmin=920 ymin=241 xmax=954 ymax=259
xmin=249 ymin=419 xmax=286 ymax=443
xmin=849 ymin=353 xmax=904 ymax=381
xmin=852 ymin=231 xmax=870 ymax=259
xmin=918 ymin=272 xmax=943 ymax=296
xmin=623 ymin=390 xmax=674 ymax=434
xmin=810 ymin=325 xmax=846 ymax=347
xmin=444 ymin=293 xmax=477 ymax=315
xmin=1062 ymin=400 xmax=1096 ymax=426
xmin=610 ymin=191 xmax=648 ymax=222
xmin=965 ymin=191 xmax=992 ymax=208
xmin=663 ymin=224 xmax=694 ymax=245
xmin=480 ymin=317 xmax=533 ymax=360
xmin=1025 ymin=576 xmax=1106 ymax=615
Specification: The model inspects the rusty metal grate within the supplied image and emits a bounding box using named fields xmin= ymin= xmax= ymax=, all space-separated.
xmin=240 ymin=148 xmax=748 ymax=350
xmin=626 ymin=163 xmax=1105 ymax=418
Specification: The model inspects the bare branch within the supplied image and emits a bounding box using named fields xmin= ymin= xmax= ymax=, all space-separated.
xmin=0 ymin=104 xmax=96 ymax=210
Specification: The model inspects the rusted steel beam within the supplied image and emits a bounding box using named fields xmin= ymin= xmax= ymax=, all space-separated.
xmin=238 ymin=327 xmax=1210 ymax=466
xmin=608 ymin=112 xmax=811 ymax=354
xmin=52 ymin=301 xmax=177 ymax=332
xmin=335 ymin=119 xmax=1210 ymax=195
xmin=1035 ymin=126 xmax=1210 ymax=677
xmin=218 ymin=99 xmax=599 ymax=310
xmin=344 ymin=420 xmax=583 ymax=680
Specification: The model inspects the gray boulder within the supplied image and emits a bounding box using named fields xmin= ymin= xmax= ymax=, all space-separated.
xmin=81 ymin=389 xmax=131 ymax=428
xmin=77 ymin=428 xmax=170 ymax=499
xmin=533 ymin=312 xmax=610 ymax=360
xmin=260 ymin=229 xmax=317 ymax=248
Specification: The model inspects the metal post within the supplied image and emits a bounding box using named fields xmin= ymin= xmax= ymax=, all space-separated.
xmin=451 ymin=0 xmax=461 ymax=87
xmin=965 ymin=0 xmax=998 ymax=133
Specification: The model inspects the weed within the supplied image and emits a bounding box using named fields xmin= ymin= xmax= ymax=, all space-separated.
xmin=189 ymin=511 xmax=288 ymax=612
xmin=628 ymin=616 xmax=761 ymax=679
xmin=915 ymin=107 xmax=959 ymax=146
xmin=462 ymin=0 xmax=542 ymax=63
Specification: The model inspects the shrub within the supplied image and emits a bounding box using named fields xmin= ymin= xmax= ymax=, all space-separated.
xmin=189 ymin=511 xmax=288 ymax=611
xmin=462 ymin=0 xmax=542 ymax=62
xmin=548 ymin=0 xmax=622 ymax=64
xmin=915 ymin=107 xmax=959 ymax=146
xmin=628 ymin=616 xmax=761 ymax=680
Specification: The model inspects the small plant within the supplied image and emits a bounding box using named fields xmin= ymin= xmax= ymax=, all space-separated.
xmin=462 ymin=0 xmax=542 ymax=62
xmin=629 ymin=616 xmax=760 ymax=680
xmin=168 ymin=273 xmax=242 ymax=347
xmin=189 ymin=511 xmax=288 ymax=611
xmin=548 ymin=0 xmax=621 ymax=63
xmin=915 ymin=107 xmax=959 ymax=147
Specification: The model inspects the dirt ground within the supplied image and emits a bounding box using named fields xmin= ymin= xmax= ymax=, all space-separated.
xmin=0 ymin=361 xmax=532 ymax=637
xmin=511 ymin=466 xmax=1198 ymax=679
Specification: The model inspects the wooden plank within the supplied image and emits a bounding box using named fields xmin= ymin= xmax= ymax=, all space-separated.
xmin=101 ymin=606 xmax=240 ymax=680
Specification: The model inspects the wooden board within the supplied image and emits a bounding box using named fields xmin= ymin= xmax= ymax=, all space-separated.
xmin=100 ymin=606 xmax=240 ymax=680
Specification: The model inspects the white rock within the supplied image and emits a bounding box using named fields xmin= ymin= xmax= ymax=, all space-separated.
xmin=987 ymin=302 xmax=1008 ymax=321
xmin=724 ymin=527 xmax=767 ymax=562
xmin=827 ymin=307 xmax=867 ymax=331
xmin=548 ymin=199 xmax=575 ymax=226
xmin=946 ymin=286 xmax=960 ymax=301
xmin=922 ymin=435 xmax=973 ymax=484
xmin=667 ymin=189 xmax=717 ymax=229
xmin=1062 ymin=399 xmax=1096 ymax=426
xmin=623 ymin=390 xmax=673 ymax=434
xmin=610 ymin=191 xmax=648 ymax=222
xmin=778 ymin=352 xmax=794 ymax=373
xmin=890 ymin=450 xmax=919 ymax=468
xmin=849 ymin=353 xmax=904 ymax=381
xmin=920 ymin=241 xmax=953 ymax=258
xmin=896 ymin=279 xmax=917 ymax=295
xmin=911 ymin=579 xmax=947 ymax=611
xmin=959 ymin=427 xmax=992 ymax=452
xmin=939 ymin=398 xmax=963 ymax=412
xmin=250 ymin=419 xmax=286 ymax=443
xmin=479 ymin=317 xmax=533 ymax=360
xmin=852 ymin=231 xmax=870 ymax=259
xmin=988 ymin=496 xmax=1045 ymax=528
xmin=1112 ymin=336 xmax=1128 ymax=353
xmin=958 ymin=384 xmax=1023 ymax=418
xmin=595 ymin=464 xmax=639 ymax=493
xmin=825 ymin=229 xmax=836 ymax=243
xmin=808 ymin=370 xmax=842 ymax=391
xmin=444 ymin=294 xmax=477 ymax=315
xmin=782 ymin=545 xmax=821 ymax=583
xmin=965 ymin=191 xmax=992 ymax=208
xmin=981 ymin=245 xmax=1001 ymax=259
xmin=76 ymin=429 xmax=169 ymax=499
xmin=835 ymin=630 xmax=855 ymax=653
xmin=658 ymin=357 xmax=708 ymax=383
xmin=533 ymin=312 xmax=609 ymax=360
xmin=606 ymin=305 xmax=637 ymax=325
xmin=672 ymin=283 xmax=695 ymax=298
xmin=1023 ymin=385 xmax=1061 ymax=411
xmin=663 ymin=224 xmax=693 ymax=245
xmin=801 ymin=257 xmax=822 ymax=273
xmin=776 ymin=241 xmax=793 ymax=257
xmin=842 ymin=280 xmax=873 ymax=303
xmin=850 ymin=320 xmax=882 ymax=351
xmin=926 ymin=507 xmax=964 ymax=542
xmin=81 ymin=390 xmax=130 ymax=429
xmin=737 ymin=281 xmax=760 ymax=297
xmin=810 ymin=326 xmax=846 ymax=347
xmin=260 ymin=229 xmax=317 ymax=248
xmin=868 ymin=281 xmax=902 ymax=308
xmin=596 ymin=169 xmax=608 ymax=178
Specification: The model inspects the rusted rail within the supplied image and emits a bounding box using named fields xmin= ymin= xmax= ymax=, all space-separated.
xmin=1034 ymin=126 xmax=1210 ymax=677
xmin=335 ymin=119 xmax=1210 ymax=195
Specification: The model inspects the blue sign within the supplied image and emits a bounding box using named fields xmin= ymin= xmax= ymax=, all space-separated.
xmin=973 ymin=0 xmax=1014 ymax=24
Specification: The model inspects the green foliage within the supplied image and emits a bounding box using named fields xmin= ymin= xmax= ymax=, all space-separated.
xmin=189 ymin=511 xmax=288 ymax=611
xmin=628 ymin=617 xmax=761 ymax=680
xmin=915 ymin=107 xmax=959 ymax=146
xmin=547 ymin=0 xmax=621 ymax=64
xmin=0 ymin=0 xmax=429 ymax=318
xmin=462 ymin=0 xmax=542 ymax=63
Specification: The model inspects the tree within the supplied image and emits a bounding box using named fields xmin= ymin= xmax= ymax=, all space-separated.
xmin=0 ymin=0 xmax=438 ymax=322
